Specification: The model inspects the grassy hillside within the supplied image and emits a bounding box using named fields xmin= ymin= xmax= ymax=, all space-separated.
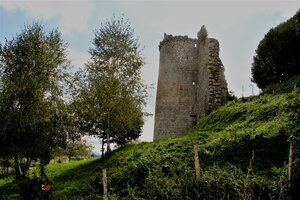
xmin=97 ymin=91 xmax=297 ymax=199
xmin=0 ymin=159 xmax=102 ymax=199
xmin=1 ymin=83 xmax=299 ymax=199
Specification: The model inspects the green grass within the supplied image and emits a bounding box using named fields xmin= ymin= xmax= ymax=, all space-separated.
xmin=1 ymin=82 xmax=299 ymax=199
xmin=46 ymin=159 xmax=102 ymax=199
xmin=0 ymin=159 xmax=101 ymax=199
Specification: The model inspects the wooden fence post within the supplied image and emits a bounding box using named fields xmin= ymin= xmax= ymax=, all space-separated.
xmin=247 ymin=150 xmax=255 ymax=177
xmin=103 ymin=168 xmax=108 ymax=200
xmin=194 ymin=144 xmax=201 ymax=179
xmin=288 ymin=141 xmax=293 ymax=188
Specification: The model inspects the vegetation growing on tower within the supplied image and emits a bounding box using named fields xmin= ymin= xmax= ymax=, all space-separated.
xmin=198 ymin=25 xmax=208 ymax=42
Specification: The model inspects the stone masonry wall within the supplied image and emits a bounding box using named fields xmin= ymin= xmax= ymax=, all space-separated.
xmin=154 ymin=30 xmax=228 ymax=141
xmin=206 ymin=39 xmax=228 ymax=113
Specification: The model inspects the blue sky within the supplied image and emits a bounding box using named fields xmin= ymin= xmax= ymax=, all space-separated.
xmin=1 ymin=0 xmax=299 ymax=151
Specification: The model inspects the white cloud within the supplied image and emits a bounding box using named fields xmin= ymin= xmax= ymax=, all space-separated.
xmin=118 ymin=0 xmax=299 ymax=34
xmin=0 ymin=0 xmax=93 ymax=34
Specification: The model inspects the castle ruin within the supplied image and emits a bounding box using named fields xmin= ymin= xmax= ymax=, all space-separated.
xmin=154 ymin=27 xmax=228 ymax=140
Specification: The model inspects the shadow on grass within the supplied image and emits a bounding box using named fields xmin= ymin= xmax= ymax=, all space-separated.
xmin=0 ymin=158 xmax=104 ymax=199
xmin=51 ymin=158 xmax=103 ymax=182
xmin=0 ymin=181 xmax=20 ymax=200
xmin=49 ymin=158 xmax=104 ymax=199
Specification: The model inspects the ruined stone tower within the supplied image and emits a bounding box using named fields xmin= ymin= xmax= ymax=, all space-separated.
xmin=154 ymin=27 xmax=228 ymax=140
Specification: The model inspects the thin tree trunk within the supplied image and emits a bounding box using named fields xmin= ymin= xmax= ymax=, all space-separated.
xmin=14 ymin=156 xmax=31 ymax=181
xmin=101 ymin=138 xmax=104 ymax=158
xmin=106 ymin=132 xmax=111 ymax=153
xmin=14 ymin=155 xmax=22 ymax=180
xmin=23 ymin=157 xmax=31 ymax=176
xmin=15 ymin=156 xmax=32 ymax=181
xmin=25 ymin=157 xmax=31 ymax=168
xmin=40 ymin=162 xmax=46 ymax=179
xmin=106 ymin=119 xmax=111 ymax=153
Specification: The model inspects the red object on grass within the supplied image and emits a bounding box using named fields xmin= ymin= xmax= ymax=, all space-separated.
xmin=43 ymin=184 xmax=51 ymax=192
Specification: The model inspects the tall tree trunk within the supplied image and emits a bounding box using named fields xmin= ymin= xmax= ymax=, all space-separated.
xmin=106 ymin=132 xmax=111 ymax=153
xmin=40 ymin=162 xmax=48 ymax=181
xmin=22 ymin=157 xmax=31 ymax=178
xmin=101 ymin=138 xmax=105 ymax=158
xmin=14 ymin=155 xmax=31 ymax=181
xmin=14 ymin=155 xmax=22 ymax=181
xmin=106 ymin=119 xmax=111 ymax=153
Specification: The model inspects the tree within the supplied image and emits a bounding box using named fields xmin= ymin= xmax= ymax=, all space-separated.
xmin=53 ymin=139 xmax=92 ymax=161
xmin=251 ymin=10 xmax=300 ymax=90
xmin=73 ymin=16 xmax=148 ymax=153
xmin=0 ymin=23 xmax=69 ymax=180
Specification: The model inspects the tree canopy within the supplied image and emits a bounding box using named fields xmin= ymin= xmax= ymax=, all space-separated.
xmin=53 ymin=139 xmax=92 ymax=161
xmin=251 ymin=10 xmax=300 ymax=89
xmin=73 ymin=16 xmax=148 ymax=153
xmin=0 ymin=23 xmax=69 ymax=180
